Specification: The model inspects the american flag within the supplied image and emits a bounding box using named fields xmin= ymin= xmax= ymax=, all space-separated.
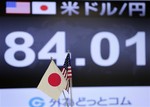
xmin=61 ymin=53 xmax=72 ymax=91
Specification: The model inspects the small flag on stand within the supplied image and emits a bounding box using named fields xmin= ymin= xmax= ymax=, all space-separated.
xmin=61 ymin=53 xmax=72 ymax=92
xmin=37 ymin=59 xmax=67 ymax=101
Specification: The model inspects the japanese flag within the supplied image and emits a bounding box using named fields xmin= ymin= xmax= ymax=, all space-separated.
xmin=32 ymin=2 xmax=56 ymax=15
xmin=37 ymin=60 xmax=67 ymax=100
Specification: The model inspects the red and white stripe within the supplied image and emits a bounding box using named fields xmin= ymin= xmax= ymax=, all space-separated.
xmin=61 ymin=68 xmax=68 ymax=80
xmin=67 ymin=66 xmax=72 ymax=79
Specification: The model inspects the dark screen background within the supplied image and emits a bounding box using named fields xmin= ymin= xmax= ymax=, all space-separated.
xmin=0 ymin=1 xmax=150 ymax=88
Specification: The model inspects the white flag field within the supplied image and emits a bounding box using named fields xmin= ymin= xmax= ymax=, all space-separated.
xmin=32 ymin=2 xmax=56 ymax=15
xmin=37 ymin=60 xmax=67 ymax=100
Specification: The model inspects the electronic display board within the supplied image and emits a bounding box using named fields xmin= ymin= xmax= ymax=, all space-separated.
xmin=0 ymin=0 xmax=150 ymax=88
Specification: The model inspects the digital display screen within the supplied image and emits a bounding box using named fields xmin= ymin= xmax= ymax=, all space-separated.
xmin=0 ymin=0 xmax=150 ymax=88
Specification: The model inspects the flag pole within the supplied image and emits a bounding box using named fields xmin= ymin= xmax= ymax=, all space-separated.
xmin=63 ymin=91 xmax=69 ymax=107
xmin=70 ymin=78 xmax=73 ymax=107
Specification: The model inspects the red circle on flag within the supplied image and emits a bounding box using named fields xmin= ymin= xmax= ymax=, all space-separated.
xmin=40 ymin=5 xmax=48 ymax=11
xmin=48 ymin=73 xmax=61 ymax=87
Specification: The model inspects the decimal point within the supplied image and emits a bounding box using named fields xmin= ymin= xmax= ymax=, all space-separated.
xmin=75 ymin=58 xmax=86 ymax=66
